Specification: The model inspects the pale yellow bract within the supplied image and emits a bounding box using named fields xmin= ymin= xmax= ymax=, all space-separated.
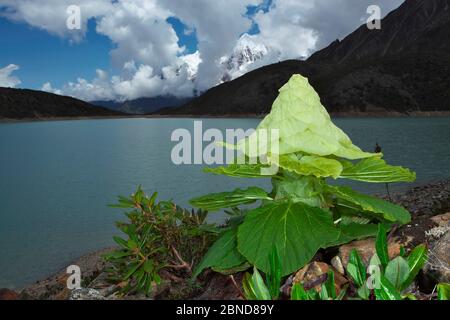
xmin=238 ymin=74 xmax=380 ymax=160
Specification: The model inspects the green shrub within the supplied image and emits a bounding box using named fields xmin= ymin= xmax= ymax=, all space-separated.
xmin=104 ymin=187 xmax=215 ymax=296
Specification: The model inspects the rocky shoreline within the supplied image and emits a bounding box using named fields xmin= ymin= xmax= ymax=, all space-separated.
xmin=2 ymin=111 xmax=450 ymax=123
xmin=1 ymin=180 xmax=449 ymax=300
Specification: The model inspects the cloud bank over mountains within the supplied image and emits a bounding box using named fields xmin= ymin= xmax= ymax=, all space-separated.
xmin=0 ymin=64 xmax=21 ymax=88
xmin=0 ymin=0 xmax=403 ymax=101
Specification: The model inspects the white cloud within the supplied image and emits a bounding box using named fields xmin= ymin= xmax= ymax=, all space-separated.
xmin=160 ymin=0 xmax=263 ymax=91
xmin=41 ymin=82 xmax=62 ymax=95
xmin=0 ymin=0 xmax=113 ymax=42
xmin=0 ymin=64 xmax=21 ymax=88
xmin=255 ymin=0 xmax=404 ymax=51
xmin=42 ymin=64 xmax=196 ymax=102
xmin=95 ymin=0 xmax=181 ymax=71
xmin=250 ymin=2 xmax=319 ymax=60
xmin=0 ymin=0 xmax=405 ymax=100
xmin=219 ymin=0 xmax=404 ymax=82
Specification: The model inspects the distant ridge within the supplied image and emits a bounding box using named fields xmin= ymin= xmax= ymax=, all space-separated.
xmin=159 ymin=0 xmax=450 ymax=116
xmin=0 ymin=87 xmax=125 ymax=120
xmin=91 ymin=95 xmax=192 ymax=115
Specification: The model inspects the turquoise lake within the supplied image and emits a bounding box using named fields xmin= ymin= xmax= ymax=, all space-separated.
xmin=0 ymin=117 xmax=449 ymax=288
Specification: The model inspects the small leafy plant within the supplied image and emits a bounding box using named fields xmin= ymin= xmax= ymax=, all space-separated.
xmin=242 ymin=248 xmax=346 ymax=300
xmin=290 ymin=271 xmax=347 ymax=301
xmin=346 ymin=224 xmax=428 ymax=300
xmin=191 ymin=74 xmax=416 ymax=278
xmin=241 ymin=224 xmax=448 ymax=301
xmin=105 ymin=187 xmax=214 ymax=296
xmin=244 ymin=267 xmax=346 ymax=300
xmin=242 ymin=248 xmax=282 ymax=300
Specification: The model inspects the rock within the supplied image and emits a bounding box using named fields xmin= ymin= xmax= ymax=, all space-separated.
xmin=339 ymin=238 xmax=402 ymax=266
xmin=280 ymin=275 xmax=294 ymax=297
xmin=384 ymin=182 xmax=450 ymax=218
xmin=426 ymin=213 xmax=450 ymax=241
xmin=331 ymin=256 xmax=345 ymax=275
xmin=19 ymin=247 xmax=115 ymax=300
xmin=88 ymin=271 xmax=118 ymax=297
xmin=19 ymin=273 xmax=71 ymax=300
xmin=293 ymin=262 xmax=348 ymax=295
xmin=430 ymin=212 xmax=450 ymax=226
xmin=69 ymin=288 xmax=106 ymax=300
xmin=423 ymin=223 xmax=450 ymax=284
xmin=0 ymin=288 xmax=19 ymax=300
xmin=338 ymin=202 xmax=450 ymax=267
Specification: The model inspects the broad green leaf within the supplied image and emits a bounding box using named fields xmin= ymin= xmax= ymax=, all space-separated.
xmin=347 ymin=264 xmax=360 ymax=286
xmin=340 ymin=215 xmax=372 ymax=225
xmin=324 ymin=271 xmax=337 ymax=299
xmin=242 ymin=268 xmax=271 ymax=300
xmin=237 ymin=201 xmax=339 ymax=276
xmin=291 ymin=283 xmax=310 ymax=300
xmin=193 ymin=228 xmax=246 ymax=278
xmin=326 ymin=223 xmax=379 ymax=247
xmin=242 ymin=273 xmax=257 ymax=300
xmin=327 ymin=185 xmax=411 ymax=224
xmin=369 ymin=253 xmax=382 ymax=268
xmin=211 ymin=262 xmax=251 ymax=275
xmin=374 ymin=275 xmax=402 ymax=300
xmin=266 ymin=247 xmax=282 ymax=299
xmin=347 ymin=249 xmax=367 ymax=288
xmin=336 ymin=284 xmax=348 ymax=300
xmin=235 ymin=74 xmax=379 ymax=160
xmin=401 ymin=244 xmax=428 ymax=291
xmin=307 ymin=289 xmax=320 ymax=300
xmin=357 ymin=285 xmax=371 ymax=300
xmin=376 ymin=224 xmax=390 ymax=269
xmin=319 ymin=284 xmax=330 ymax=300
xmin=402 ymin=293 xmax=417 ymax=300
xmin=272 ymin=153 xmax=343 ymax=179
xmin=385 ymin=257 xmax=410 ymax=290
xmin=400 ymin=246 xmax=406 ymax=257
xmin=189 ymin=187 xmax=271 ymax=211
xmin=204 ymin=163 xmax=274 ymax=178
xmin=339 ymin=157 xmax=416 ymax=183
xmin=437 ymin=283 xmax=450 ymax=300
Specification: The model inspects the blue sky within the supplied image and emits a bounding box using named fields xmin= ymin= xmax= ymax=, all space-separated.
xmin=0 ymin=18 xmax=113 ymax=89
xmin=0 ymin=0 xmax=403 ymax=101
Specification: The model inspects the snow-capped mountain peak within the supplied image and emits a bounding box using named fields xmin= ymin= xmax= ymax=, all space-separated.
xmin=179 ymin=51 xmax=201 ymax=81
xmin=220 ymin=34 xmax=270 ymax=81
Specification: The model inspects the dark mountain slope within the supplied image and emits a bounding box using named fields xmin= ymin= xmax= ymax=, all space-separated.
xmin=0 ymin=88 xmax=124 ymax=119
xmin=309 ymin=0 xmax=450 ymax=64
xmin=92 ymin=95 xmax=192 ymax=114
xmin=161 ymin=0 xmax=450 ymax=116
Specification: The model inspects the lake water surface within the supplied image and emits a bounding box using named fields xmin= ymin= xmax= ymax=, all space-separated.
xmin=0 ymin=117 xmax=449 ymax=288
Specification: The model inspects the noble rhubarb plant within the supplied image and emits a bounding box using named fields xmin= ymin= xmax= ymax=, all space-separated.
xmin=191 ymin=74 xmax=416 ymax=278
